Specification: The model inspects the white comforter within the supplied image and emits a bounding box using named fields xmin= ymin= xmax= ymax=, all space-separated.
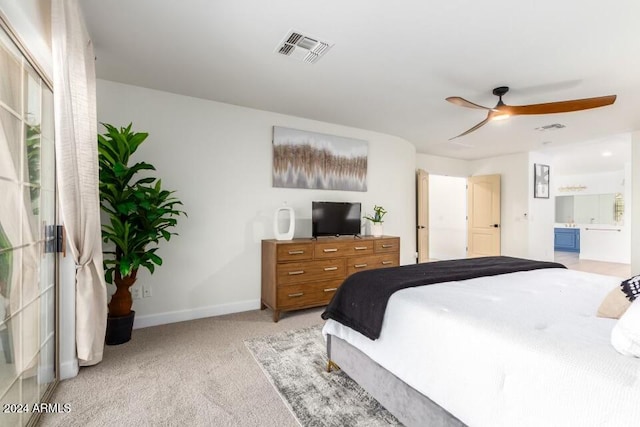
xmin=323 ymin=268 xmax=640 ymax=427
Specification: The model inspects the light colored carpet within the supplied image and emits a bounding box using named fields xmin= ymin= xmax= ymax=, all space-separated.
xmin=40 ymin=308 xmax=325 ymax=427
xmin=245 ymin=325 xmax=400 ymax=426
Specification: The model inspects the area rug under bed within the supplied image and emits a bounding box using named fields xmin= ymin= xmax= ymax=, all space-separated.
xmin=244 ymin=325 xmax=401 ymax=426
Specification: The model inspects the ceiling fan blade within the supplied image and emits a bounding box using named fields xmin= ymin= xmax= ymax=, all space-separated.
xmin=446 ymin=96 xmax=494 ymax=111
xmin=505 ymin=95 xmax=616 ymax=116
xmin=449 ymin=117 xmax=490 ymax=140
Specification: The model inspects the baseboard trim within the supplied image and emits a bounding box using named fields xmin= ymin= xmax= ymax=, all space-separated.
xmin=59 ymin=358 xmax=79 ymax=380
xmin=132 ymin=299 xmax=261 ymax=329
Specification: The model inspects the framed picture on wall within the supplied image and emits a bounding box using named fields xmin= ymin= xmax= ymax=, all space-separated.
xmin=534 ymin=163 xmax=550 ymax=199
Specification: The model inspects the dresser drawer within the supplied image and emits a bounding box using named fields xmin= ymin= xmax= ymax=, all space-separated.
xmin=276 ymin=243 xmax=314 ymax=261
xmin=276 ymin=279 xmax=343 ymax=308
xmin=277 ymin=259 xmax=346 ymax=285
xmin=314 ymin=240 xmax=374 ymax=259
xmin=347 ymin=254 xmax=399 ymax=275
xmin=375 ymin=238 xmax=400 ymax=253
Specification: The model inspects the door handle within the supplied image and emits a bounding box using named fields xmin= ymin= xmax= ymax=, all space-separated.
xmin=417 ymin=225 xmax=425 ymax=229
xmin=492 ymin=224 xmax=500 ymax=228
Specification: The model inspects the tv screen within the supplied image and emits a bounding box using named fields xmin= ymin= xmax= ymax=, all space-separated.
xmin=312 ymin=202 xmax=361 ymax=237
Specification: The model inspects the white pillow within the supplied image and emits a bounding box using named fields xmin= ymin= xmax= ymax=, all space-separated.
xmin=611 ymin=298 xmax=640 ymax=357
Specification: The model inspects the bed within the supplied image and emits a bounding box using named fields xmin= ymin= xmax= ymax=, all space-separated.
xmin=321 ymin=257 xmax=640 ymax=427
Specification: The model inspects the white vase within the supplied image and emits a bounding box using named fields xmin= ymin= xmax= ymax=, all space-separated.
xmin=274 ymin=206 xmax=295 ymax=240
xmin=371 ymin=223 xmax=383 ymax=237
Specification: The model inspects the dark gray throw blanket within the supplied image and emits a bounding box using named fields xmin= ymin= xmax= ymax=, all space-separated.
xmin=321 ymin=256 xmax=566 ymax=340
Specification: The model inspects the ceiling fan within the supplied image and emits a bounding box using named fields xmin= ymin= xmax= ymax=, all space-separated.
xmin=446 ymin=86 xmax=616 ymax=140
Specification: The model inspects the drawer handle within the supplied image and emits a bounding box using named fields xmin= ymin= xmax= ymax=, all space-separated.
xmin=288 ymin=250 xmax=305 ymax=255
xmin=382 ymin=244 xmax=393 ymax=248
xmin=382 ymin=260 xmax=393 ymax=265
xmin=324 ymin=266 xmax=338 ymax=271
xmin=288 ymin=292 xmax=304 ymax=298
xmin=354 ymin=263 xmax=368 ymax=268
xmin=323 ymin=248 xmax=338 ymax=253
xmin=288 ymin=270 xmax=305 ymax=275
xmin=324 ymin=288 xmax=338 ymax=292
xmin=354 ymin=246 xmax=368 ymax=250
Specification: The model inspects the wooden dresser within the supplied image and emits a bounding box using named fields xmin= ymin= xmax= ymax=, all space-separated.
xmin=261 ymin=235 xmax=400 ymax=321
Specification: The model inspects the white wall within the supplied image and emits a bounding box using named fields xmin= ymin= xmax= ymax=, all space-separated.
xmin=418 ymin=151 xmax=554 ymax=260
xmin=416 ymin=153 xmax=469 ymax=177
xmin=428 ymin=175 xmax=466 ymax=260
xmin=469 ymin=152 xmax=530 ymax=258
xmin=527 ymin=152 xmax=555 ymax=261
xmin=554 ymin=170 xmax=625 ymax=196
xmin=96 ymin=79 xmax=417 ymax=328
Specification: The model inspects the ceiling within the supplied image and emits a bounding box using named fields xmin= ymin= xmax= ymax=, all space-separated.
xmin=546 ymin=133 xmax=630 ymax=175
xmin=81 ymin=0 xmax=640 ymax=160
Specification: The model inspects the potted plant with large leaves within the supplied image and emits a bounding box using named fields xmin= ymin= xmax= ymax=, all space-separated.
xmin=98 ymin=123 xmax=186 ymax=345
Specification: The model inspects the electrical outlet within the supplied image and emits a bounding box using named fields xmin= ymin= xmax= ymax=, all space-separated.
xmin=131 ymin=287 xmax=142 ymax=300
xmin=142 ymin=284 xmax=152 ymax=298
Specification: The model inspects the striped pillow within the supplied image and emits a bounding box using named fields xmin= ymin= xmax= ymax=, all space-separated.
xmin=621 ymin=275 xmax=640 ymax=302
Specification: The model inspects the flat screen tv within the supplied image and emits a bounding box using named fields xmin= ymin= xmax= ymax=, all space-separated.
xmin=312 ymin=201 xmax=361 ymax=237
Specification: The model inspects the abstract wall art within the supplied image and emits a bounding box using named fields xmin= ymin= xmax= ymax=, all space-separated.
xmin=272 ymin=126 xmax=368 ymax=191
xmin=534 ymin=163 xmax=550 ymax=199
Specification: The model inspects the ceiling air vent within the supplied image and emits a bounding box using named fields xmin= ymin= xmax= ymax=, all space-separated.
xmin=275 ymin=30 xmax=333 ymax=64
xmin=535 ymin=123 xmax=566 ymax=132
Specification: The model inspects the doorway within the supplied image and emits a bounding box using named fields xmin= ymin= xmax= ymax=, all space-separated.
xmin=428 ymin=175 xmax=467 ymax=260
xmin=417 ymin=172 xmax=502 ymax=262
xmin=546 ymin=134 xmax=632 ymax=276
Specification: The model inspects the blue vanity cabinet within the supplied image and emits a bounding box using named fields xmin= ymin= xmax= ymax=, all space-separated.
xmin=554 ymin=228 xmax=580 ymax=252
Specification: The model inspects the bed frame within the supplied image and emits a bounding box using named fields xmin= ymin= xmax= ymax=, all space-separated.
xmin=327 ymin=334 xmax=465 ymax=427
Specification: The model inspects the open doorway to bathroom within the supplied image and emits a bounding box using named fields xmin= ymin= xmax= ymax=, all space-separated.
xmin=547 ymin=134 xmax=631 ymax=278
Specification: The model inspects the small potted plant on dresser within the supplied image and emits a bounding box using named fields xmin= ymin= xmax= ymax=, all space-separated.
xmin=98 ymin=123 xmax=186 ymax=345
xmin=364 ymin=205 xmax=387 ymax=237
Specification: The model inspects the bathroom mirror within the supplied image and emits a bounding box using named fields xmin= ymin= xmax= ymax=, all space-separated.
xmin=555 ymin=193 xmax=623 ymax=225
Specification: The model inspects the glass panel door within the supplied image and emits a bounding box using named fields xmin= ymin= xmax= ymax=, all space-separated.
xmin=0 ymin=25 xmax=57 ymax=427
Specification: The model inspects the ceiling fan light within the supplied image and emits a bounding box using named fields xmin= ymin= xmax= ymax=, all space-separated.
xmin=491 ymin=113 xmax=510 ymax=121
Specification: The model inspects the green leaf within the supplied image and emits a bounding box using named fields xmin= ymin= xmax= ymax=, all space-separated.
xmin=149 ymin=253 xmax=163 ymax=265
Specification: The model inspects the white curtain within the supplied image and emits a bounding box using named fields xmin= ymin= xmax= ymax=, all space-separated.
xmin=51 ymin=0 xmax=107 ymax=366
